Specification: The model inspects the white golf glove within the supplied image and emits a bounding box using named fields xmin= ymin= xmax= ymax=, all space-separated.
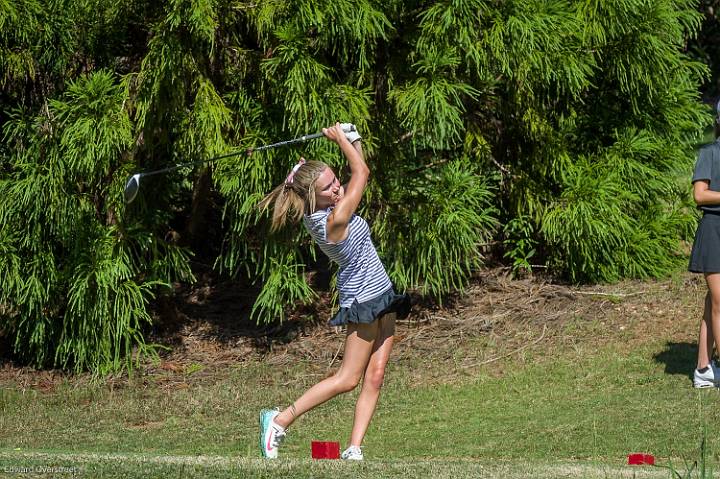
xmin=340 ymin=123 xmax=362 ymax=143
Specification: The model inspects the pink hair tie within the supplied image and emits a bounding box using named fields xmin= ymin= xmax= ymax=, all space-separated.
xmin=285 ymin=158 xmax=306 ymax=184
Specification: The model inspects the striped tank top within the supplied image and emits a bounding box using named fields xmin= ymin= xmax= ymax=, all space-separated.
xmin=303 ymin=208 xmax=392 ymax=308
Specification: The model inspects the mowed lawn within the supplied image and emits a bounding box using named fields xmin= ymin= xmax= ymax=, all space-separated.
xmin=0 ymin=272 xmax=717 ymax=478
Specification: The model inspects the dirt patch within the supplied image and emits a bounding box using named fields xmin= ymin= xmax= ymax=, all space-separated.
xmin=0 ymin=268 xmax=707 ymax=389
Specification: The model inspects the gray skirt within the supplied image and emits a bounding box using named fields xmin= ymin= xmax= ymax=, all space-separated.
xmin=329 ymin=288 xmax=411 ymax=327
xmin=689 ymin=212 xmax=720 ymax=273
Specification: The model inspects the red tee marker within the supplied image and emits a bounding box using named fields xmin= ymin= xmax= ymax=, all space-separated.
xmin=628 ymin=453 xmax=655 ymax=465
xmin=311 ymin=441 xmax=340 ymax=459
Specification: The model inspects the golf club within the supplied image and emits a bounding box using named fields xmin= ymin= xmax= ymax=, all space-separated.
xmin=123 ymin=125 xmax=356 ymax=204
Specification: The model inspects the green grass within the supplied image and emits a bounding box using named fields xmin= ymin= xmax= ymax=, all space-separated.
xmin=0 ymin=281 xmax=717 ymax=477
xmin=0 ymin=453 xmax=671 ymax=479
xmin=4 ymin=345 xmax=716 ymax=461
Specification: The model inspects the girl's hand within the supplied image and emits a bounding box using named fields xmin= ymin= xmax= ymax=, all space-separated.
xmin=339 ymin=123 xmax=361 ymax=143
xmin=322 ymin=122 xmax=350 ymax=145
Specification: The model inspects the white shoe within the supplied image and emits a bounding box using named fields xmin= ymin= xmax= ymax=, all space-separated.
xmin=341 ymin=445 xmax=363 ymax=461
xmin=259 ymin=409 xmax=286 ymax=458
xmin=693 ymin=362 xmax=718 ymax=388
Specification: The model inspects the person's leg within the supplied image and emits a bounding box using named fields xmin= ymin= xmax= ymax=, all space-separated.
xmin=707 ymin=274 xmax=720 ymax=361
xmin=697 ymin=291 xmax=713 ymax=369
xmin=273 ymin=320 xmax=379 ymax=429
xmin=347 ymin=312 xmax=396 ymax=448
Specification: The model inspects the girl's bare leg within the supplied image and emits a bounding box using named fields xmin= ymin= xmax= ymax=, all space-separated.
xmin=348 ymin=313 xmax=396 ymax=447
xmin=697 ymin=291 xmax=713 ymax=369
xmin=274 ymin=321 xmax=379 ymax=428
xmin=707 ymin=274 xmax=720 ymax=363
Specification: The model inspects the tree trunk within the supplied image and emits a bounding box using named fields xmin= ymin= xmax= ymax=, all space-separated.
xmin=185 ymin=168 xmax=212 ymax=250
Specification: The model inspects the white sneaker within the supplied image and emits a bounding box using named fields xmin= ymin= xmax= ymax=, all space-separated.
xmin=341 ymin=445 xmax=363 ymax=461
xmin=693 ymin=362 xmax=718 ymax=388
xmin=259 ymin=409 xmax=286 ymax=458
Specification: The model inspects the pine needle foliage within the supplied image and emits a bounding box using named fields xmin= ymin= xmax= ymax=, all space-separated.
xmin=0 ymin=0 xmax=712 ymax=372
xmin=1 ymin=70 xmax=192 ymax=373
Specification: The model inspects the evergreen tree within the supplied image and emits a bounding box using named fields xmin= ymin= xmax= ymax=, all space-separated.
xmin=0 ymin=0 xmax=711 ymax=372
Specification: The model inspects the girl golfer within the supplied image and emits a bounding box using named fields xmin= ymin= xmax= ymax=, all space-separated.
xmin=690 ymin=100 xmax=720 ymax=388
xmin=257 ymin=122 xmax=409 ymax=460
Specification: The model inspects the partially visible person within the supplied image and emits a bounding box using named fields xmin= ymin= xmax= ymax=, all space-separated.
xmin=690 ymin=99 xmax=720 ymax=388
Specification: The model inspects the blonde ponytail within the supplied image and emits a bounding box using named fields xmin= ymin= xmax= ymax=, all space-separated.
xmin=257 ymin=160 xmax=328 ymax=231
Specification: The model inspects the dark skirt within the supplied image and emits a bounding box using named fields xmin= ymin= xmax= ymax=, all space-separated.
xmin=689 ymin=213 xmax=720 ymax=273
xmin=329 ymin=288 xmax=411 ymax=327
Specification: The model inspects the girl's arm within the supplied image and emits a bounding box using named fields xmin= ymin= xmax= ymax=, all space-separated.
xmin=339 ymin=142 xmax=363 ymax=191
xmin=694 ymin=180 xmax=720 ymax=205
xmin=324 ymin=123 xmax=369 ymax=242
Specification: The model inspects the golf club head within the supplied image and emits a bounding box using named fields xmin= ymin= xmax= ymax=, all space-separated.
xmin=124 ymin=174 xmax=141 ymax=204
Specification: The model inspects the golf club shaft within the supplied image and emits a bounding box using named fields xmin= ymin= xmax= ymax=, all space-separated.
xmin=252 ymin=132 xmax=325 ymax=152
xmin=137 ymin=132 xmax=330 ymax=178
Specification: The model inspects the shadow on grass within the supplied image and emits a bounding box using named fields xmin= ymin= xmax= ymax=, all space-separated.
xmin=653 ymin=341 xmax=696 ymax=380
